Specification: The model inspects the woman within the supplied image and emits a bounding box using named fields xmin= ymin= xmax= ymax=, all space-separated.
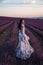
xmin=15 ymin=19 xmax=34 ymax=60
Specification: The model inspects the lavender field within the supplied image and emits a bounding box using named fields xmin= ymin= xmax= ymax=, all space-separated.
xmin=0 ymin=16 xmax=43 ymax=65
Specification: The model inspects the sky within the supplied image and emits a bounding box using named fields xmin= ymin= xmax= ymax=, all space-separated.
xmin=0 ymin=0 xmax=43 ymax=17
xmin=0 ymin=0 xmax=43 ymax=4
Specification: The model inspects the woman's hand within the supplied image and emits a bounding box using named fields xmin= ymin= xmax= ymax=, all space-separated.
xmin=25 ymin=34 xmax=30 ymax=41
xmin=27 ymin=36 xmax=30 ymax=40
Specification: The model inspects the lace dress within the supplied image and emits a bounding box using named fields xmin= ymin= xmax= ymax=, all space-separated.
xmin=15 ymin=24 xmax=34 ymax=60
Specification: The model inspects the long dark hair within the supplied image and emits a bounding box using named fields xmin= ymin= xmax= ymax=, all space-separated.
xmin=17 ymin=19 xmax=23 ymax=30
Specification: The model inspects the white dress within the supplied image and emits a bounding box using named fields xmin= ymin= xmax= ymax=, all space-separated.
xmin=15 ymin=24 xmax=34 ymax=60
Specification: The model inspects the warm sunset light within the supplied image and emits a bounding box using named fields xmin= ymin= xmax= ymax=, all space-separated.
xmin=0 ymin=0 xmax=43 ymax=17
xmin=0 ymin=4 xmax=43 ymax=18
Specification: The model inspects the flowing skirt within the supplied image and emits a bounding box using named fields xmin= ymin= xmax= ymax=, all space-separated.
xmin=15 ymin=34 xmax=34 ymax=60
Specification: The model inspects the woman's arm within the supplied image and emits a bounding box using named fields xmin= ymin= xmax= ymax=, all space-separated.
xmin=25 ymin=34 xmax=30 ymax=40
